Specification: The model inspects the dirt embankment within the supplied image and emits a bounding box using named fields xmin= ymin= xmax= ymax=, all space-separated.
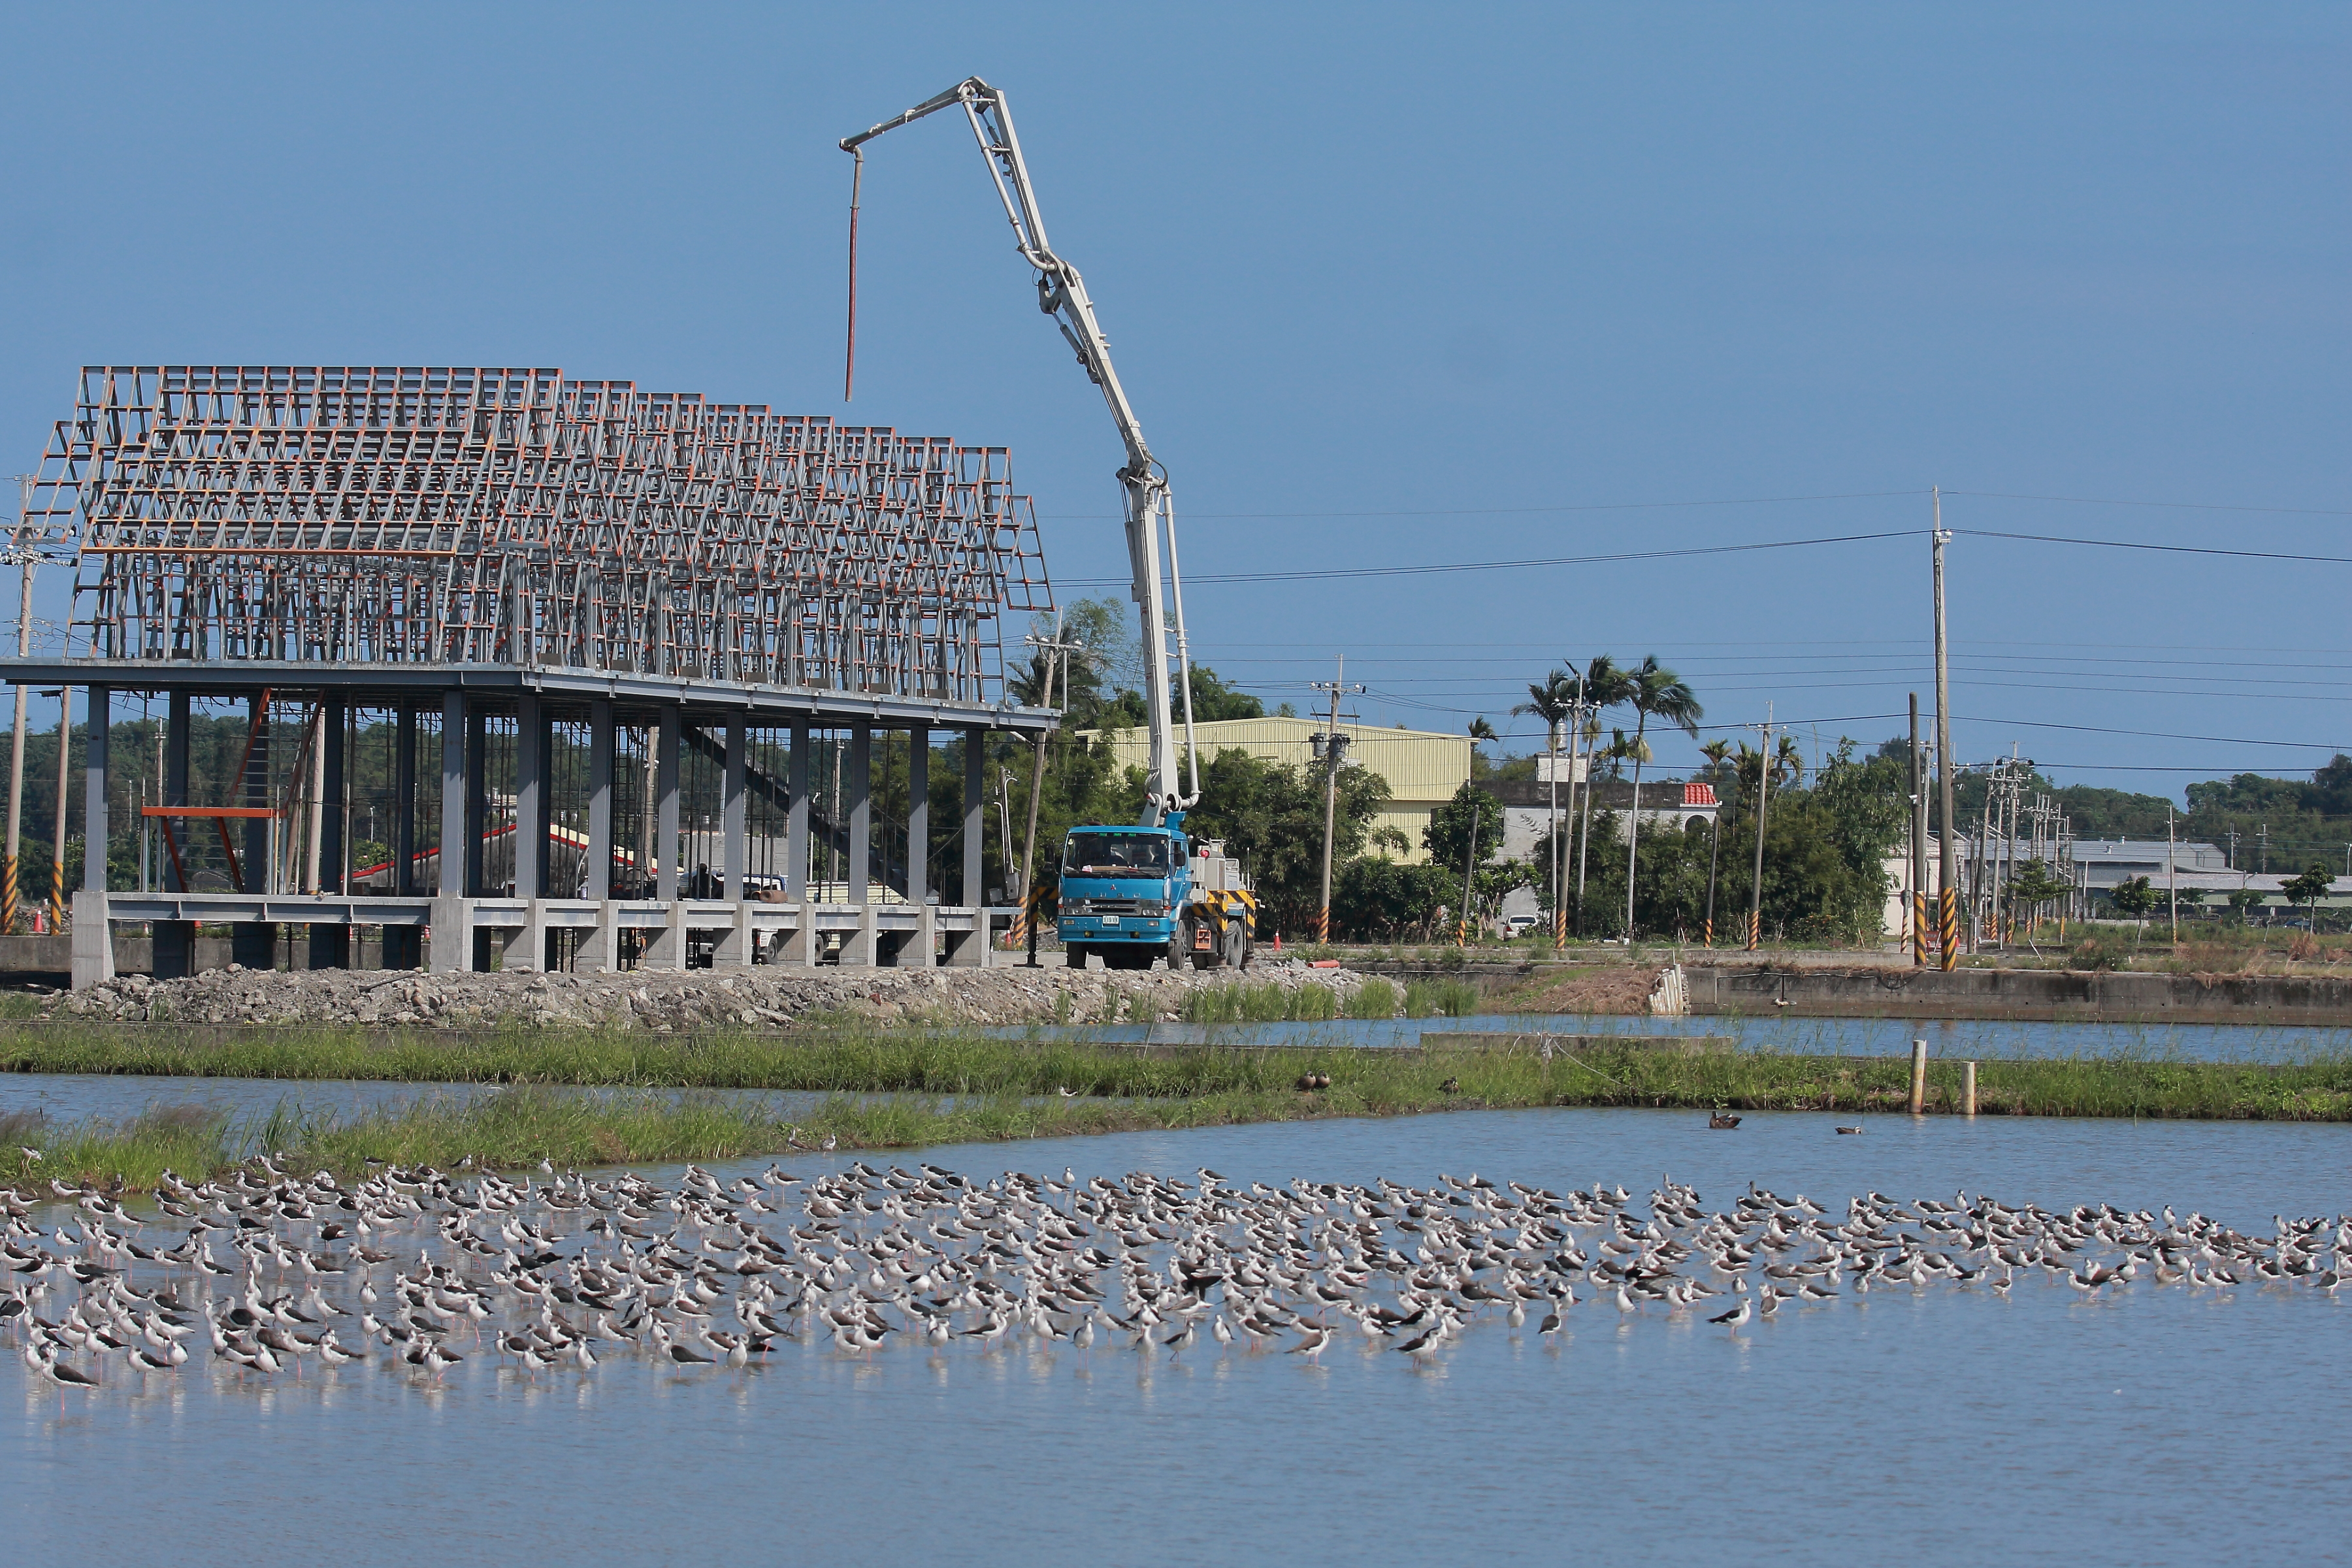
xmin=1497 ymin=964 xmax=1664 ymax=1016
xmin=45 ymin=960 xmax=1378 ymax=1032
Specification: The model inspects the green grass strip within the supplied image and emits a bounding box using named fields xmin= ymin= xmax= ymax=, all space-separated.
xmin=5 ymin=1028 xmax=2351 ymax=1193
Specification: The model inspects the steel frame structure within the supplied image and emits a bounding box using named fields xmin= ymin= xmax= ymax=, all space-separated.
xmin=26 ymin=366 xmax=1051 ymax=704
xmin=12 ymin=367 xmax=1053 ymax=988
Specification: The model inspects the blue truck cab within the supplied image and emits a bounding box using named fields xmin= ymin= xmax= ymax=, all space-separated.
xmin=1055 ymin=823 xmax=1188 ymax=971
xmin=1055 ymin=815 xmax=1257 ymax=972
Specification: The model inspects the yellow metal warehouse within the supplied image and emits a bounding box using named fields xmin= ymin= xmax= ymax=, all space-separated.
xmin=1079 ymin=717 xmax=1471 ymax=865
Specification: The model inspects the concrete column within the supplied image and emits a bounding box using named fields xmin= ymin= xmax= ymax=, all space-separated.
xmin=464 ymin=704 xmax=487 ymax=898
xmin=231 ymin=692 xmax=274 ymax=969
xmin=655 ymin=706 xmax=679 ymax=904
xmin=943 ymin=726 xmax=988 ymax=968
xmin=848 ymin=725 xmax=871 ymax=907
xmin=394 ymin=706 xmax=417 ymax=893
xmin=723 ymin=717 xmax=746 ymax=902
xmin=575 ymin=700 xmax=615 ymax=973
xmin=154 ymin=689 xmax=193 ymax=978
xmin=718 ymin=899 xmax=754 ymax=968
xmin=585 ymin=700 xmax=613 ymax=900
xmin=384 ymin=705 xmax=421 ymax=969
xmin=80 ymin=687 xmax=107 ymax=892
xmin=962 ymin=727 xmax=985 ymax=910
xmin=513 ymin=690 xmax=542 ymax=900
xmin=308 ymin=694 xmax=349 ymax=970
xmin=432 ymin=689 xmax=471 ymax=973
xmin=70 ymin=687 xmax=111 ymax=988
xmin=504 ymin=902 xmax=546 ymax=974
xmin=907 ymin=724 xmax=930 ymax=909
xmin=786 ymin=720 xmax=809 ymax=901
xmin=506 ymin=695 xmax=553 ymax=971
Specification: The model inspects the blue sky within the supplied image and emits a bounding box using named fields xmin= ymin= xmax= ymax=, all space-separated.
xmin=1 ymin=3 xmax=2344 ymax=795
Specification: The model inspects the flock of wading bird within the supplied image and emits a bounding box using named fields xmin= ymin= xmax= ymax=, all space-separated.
xmin=5 ymin=1154 xmax=2347 ymax=1395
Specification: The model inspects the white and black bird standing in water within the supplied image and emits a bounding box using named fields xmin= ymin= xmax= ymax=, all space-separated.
xmin=1286 ymin=1321 xmax=1333 ymax=1362
xmin=2 ymin=1155 xmax=2337 ymax=1401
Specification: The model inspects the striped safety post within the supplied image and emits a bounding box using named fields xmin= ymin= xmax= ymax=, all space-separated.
xmin=48 ymin=854 xmax=64 ymax=936
xmin=1703 ymin=915 xmax=1712 ymax=948
xmin=1938 ymin=887 xmax=1959 ymax=971
xmin=1912 ymin=891 xmax=1928 ymax=966
xmin=1 ymin=855 xmax=14 ymax=936
xmin=1315 ymin=905 xmax=1330 ymax=944
xmin=1746 ymin=908 xmax=1760 ymax=951
xmin=1554 ymin=907 xmax=1567 ymax=949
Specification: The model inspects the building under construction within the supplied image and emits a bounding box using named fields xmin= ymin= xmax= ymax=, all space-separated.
xmin=8 ymin=366 xmax=1056 ymax=986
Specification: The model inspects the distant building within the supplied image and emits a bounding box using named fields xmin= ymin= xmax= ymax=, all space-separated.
xmin=1080 ymin=715 xmax=1471 ymax=865
xmin=1487 ymin=777 xmax=1718 ymax=864
xmin=1487 ymin=777 xmax=1720 ymax=922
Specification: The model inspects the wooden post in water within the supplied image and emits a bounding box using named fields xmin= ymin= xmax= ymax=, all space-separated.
xmin=1908 ymin=1038 xmax=1927 ymax=1115
xmin=1962 ymin=1059 xmax=1978 ymax=1117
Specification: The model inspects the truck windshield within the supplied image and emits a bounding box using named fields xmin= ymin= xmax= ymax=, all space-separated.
xmin=1062 ymin=833 xmax=1169 ymax=877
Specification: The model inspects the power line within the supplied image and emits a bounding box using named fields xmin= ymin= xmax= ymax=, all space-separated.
xmin=1040 ymin=488 xmax=1927 ymax=521
xmin=1057 ymin=529 xmax=1912 ymax=588
xmin=1965 ymin=529 xmax=2352 ymax=566
xmin=1946 ymin=490 xmax=2352 ymax=517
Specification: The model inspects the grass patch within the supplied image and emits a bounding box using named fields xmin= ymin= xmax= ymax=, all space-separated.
xmin=8 ymin=1025 xmax=2347 ymax=1196
xmin=1343 ymin=977 xmax=1401 ymax=1019
xmin=1403 ymin=979 xmax=1482 ymax=1017
xmin=1180 ymin=983 xmax=1339 ymax=1024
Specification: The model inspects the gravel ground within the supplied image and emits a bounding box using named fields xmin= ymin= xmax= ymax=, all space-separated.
xmin=46 ymin=959 xmax=1379 ymax=1031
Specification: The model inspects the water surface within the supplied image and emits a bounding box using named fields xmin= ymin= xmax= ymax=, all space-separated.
xmin=6 ymin=1107 xmax=2347 ymax=1565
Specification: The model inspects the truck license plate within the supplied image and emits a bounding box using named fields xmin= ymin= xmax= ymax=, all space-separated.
xmin=1101 ymin=916 xmax=1120 ymax=925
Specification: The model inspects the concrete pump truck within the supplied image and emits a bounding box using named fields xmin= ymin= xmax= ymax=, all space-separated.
xmin=843 ymin=78 xmax=1256 ymax=973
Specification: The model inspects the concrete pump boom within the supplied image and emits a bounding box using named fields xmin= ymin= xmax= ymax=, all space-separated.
xmin=842 ymin=77 xmax=1199 ymax=825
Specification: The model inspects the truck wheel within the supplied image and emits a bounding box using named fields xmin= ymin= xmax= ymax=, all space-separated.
xmin=1222 ymin=922 xmax=1248 ymax=971
xmin=1066 ymin=943 xmax=1089 ymax=970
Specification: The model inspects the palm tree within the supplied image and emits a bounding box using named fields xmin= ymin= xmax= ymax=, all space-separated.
xmin=1467 ymin=715 xmax=1498 ymax=745
xmin=1513 ymin=669 xmax=1580 ymax=939
xmin=1699 ymin=739 xmax=1732 ymax=943
xmin=1619 ymin=656 xmax=1703 ymax=937
xmin=1574 ymin=655 xmax=1632 ymax=935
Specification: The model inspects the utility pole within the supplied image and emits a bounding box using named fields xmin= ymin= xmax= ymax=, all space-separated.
xmin=1746 ymin=704 xmax=1773 ymax=951
xmin=1932 ymin=491 xmax=1959 ymax=970
xmin=1573 ymin=678 xmax=1595 ymax=938
xmin=1908 ymin=692 xmax=1925 ymax=964
xmin=2259 ymin=823 xmax=2269 ymax=875
xmin=1703 ymin=782 xmax=1722 ymax=947
xmin=1015 ymin=623 xmax=1086 ymax=950
xmin=1457 ymin=798 xmax=1481 ymax=948
xmin=1309 ymin=659 xmax=1364 ymax=945
xmin=5 ymin=475 xmax=35 ymax=935
xmin=50 ymin=686 xmax=72 ymax=933
xmin=2168 ymin=802 xmax=2179 ymax=943
xmin=996 ymin=765 xmax=1015 ymax=906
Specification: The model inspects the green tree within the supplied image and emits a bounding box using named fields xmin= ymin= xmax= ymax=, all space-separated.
xmin=1614 ymin=659 xmax=1704 ymax=944
xmin=2227 ymin=887 xmax=2267 ymax=924
xmin=2110 ymin=875 xmax=2159 ymax=919
xmin=1180 ymin=749 xmax=1388 ymax=933
xmin=1332 ymin=855 xmax=1457 ymax=940
xmin=1424 ymin=781 xmax=1503 ymax=883
xmin=2004 ymin=857 xmax=2071 ymax=934
xmin=1512 ymin=669 xmax=1579 ymax=758
xmin=2281 ymin=860 xmax=2336 ymax=920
